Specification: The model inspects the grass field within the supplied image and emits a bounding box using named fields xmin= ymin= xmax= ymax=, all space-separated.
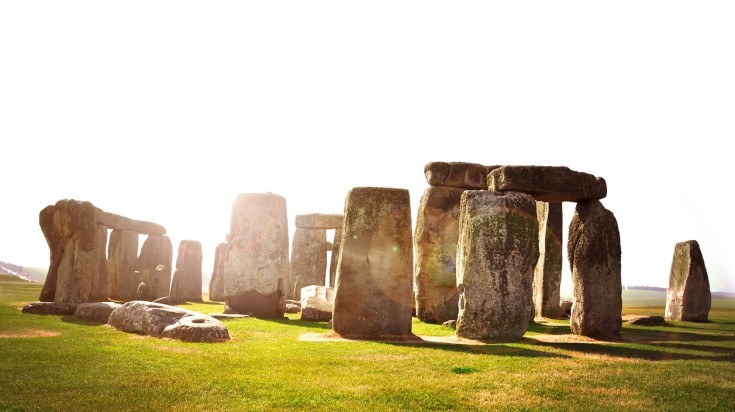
xmin=2 ymin=279 xmax=734 ymax=411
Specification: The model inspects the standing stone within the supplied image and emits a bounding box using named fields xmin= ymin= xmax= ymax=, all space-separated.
xmin=414 ymin=186 xmax=465 ymax=324
xmin=53 ymin=200 xmax=103 ymax=303
xmin=533 ymin=201 xmax=563 ymax=318
xmin=665 ymin=240 xmax=711 ymax=322
xmin=88 ymin=224 xmax=109 ymax=302
xmin=224 ymin=193 xmax=288 ymax=318
xmin=300 ymin=285 xmax=335 ymax=322
xmin=208 ymin=242 xmax=228 ymax=302
xmin=135 ymin=235 xmax=173 ymax=300
xmin=328 ymin=229 xmax=342 ymax=288
xmin=332 ymin=187 xmax=414 ymax=339
xmin=39 ymin=205 xmax=64 ymax=302
xmin=455 ymin=191 xmax=539 ymax=340
xmin=107 ymin=229 xmax=140 ymax=301
xmin=170 ymin=240 xmax=203 ymax=302
xmin=568 ymin=200 xmax=622 ymax=339
xmin=290 ymin=227 xmax=328 ymax=299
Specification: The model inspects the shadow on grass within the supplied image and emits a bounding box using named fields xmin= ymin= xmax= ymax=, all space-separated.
xmin=59 ymin=315 xmax=105 ymax=327
xmin=533 ymin=340 xmax=735 ymax=362
xmin=269 ymin=317 xmax=332 ymax=330
xmin=381 ymin=339 xmax=570 ymax=358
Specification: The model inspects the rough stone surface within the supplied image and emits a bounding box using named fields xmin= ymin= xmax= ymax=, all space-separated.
xmin=332 ymin=187 xmax=414 ymax=339
xmin=455 ymin=191 xmax=539 ymax=340
xmin=295 ymin=213 xmax=344 ymax=229
xmin=108 ymin=301 xmax=229 ymax=342
xmin=170 ymin=240 xmax=203 ymax=302
xmin=300 ymin=285 xmax=334 ymax=322
xmin=95 ymin=211 xmax=166 ymax=236
xmin=39 ymin=205 xmax=65 ymax=302
xmin=533 ymin=201 xmax=563 ymax=318
xmin=559 ymin=300 xmax=573 ymax=318
xmin=208 ymin=242 xmax=228 ymax=302
xmin=414 ymin=186 xmax=464 ymax=324
xmin=568 ymin=200 xmax=622 ymax=339
xmin=225 ymin=193 xmax=288 ymax=318
xmin=424 ymin=162 xmax=500 ymax=190
xmin=665 ymin=240 xmax=711 ymax=322
xmin=107 ymin=229 xmax=140 ymax=301
xmin=135 ymin=235 xmax=173 ymax=300
xmin=442 ymin=319 xmax=457 ymax=330
xmin=21 ymin=302 xmax=78 ymax=315
xmin=627 ymin=315 xmax=668 ymax=327
xmin=290 ymin=228 xmax=328 ymax=299
xmin=136 ymin=282 xmax=150 ymax=301
xmin=209 ymin=313 xmax=249 ymax=321
xmin=53 ymin=200 xmax=102 ymax=303
xmin=286 ymin=304 xmax=301 ymax=314
xmin=488 ymin=166 xmax=607 ymax=202
xmin=88 ymin=224 xmax=109 ymax=302
xmin=329 ymin=229 xmax=343 ymax=288
xmin=74 ymin=302 xmax=121 ymax=323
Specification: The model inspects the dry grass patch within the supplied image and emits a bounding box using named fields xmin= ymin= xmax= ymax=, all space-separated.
xmin=0 ymin=329 xmax=61 ymax=339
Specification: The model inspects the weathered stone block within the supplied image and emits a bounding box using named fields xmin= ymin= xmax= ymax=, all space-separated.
xmin=208 ymin=242 xmax=228 ymax=302
xmin=300 ymin=285 xmax=334 ymax=322
xmin=665 ymin=240 xmax=711 ymax=322
xmin=488 ymin=166 xmax=607 ymax=202
xmin=22 ymin=302 xmax=78 ymax=315
xmin=290 ymin=228 xmax=328 ymax=299
xmin=169 ymin=240 xmax=203 ymax=302
xmin=107 ymin=229 xmax=140 ymax=301
xmin=414 ymin=186 xmax=464 ymax=324
xmin=135 ymin=235 xmax=173 ymax=300
xmin=295 ymin=213 xmax=343 ymax=229
xmin=332 ymin=187 xmax=414 ymax=339
xmin=568 ymin=200 xmax=622 ymax=339
xmin=424 ymin=161 xmax=500 ymax=190
xmin=74 ymin=302 xmax=121 ymax=323
xmin=533 ymin=201 xmax=563 ymax=318
xmin=455 ymin=191 xmax=539 ymax=340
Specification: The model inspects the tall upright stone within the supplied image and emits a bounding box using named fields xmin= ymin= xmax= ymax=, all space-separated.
xmin=414 ymin=186 xmax=464 ymax=324
xmin=135 ymin=234 xmax=173 ymax=300
xmin=533 ymin=201 xmax=563 ymax=318
xmin=455 ymin=191 xmax=539 ymax=340
xmin=170 ymin=240 xmax=203 ymax=302
xmin=290 ymin=227 xmax=328 ymax=299
xmin=665 ymin=240 xmax=711 ymax=322
xmin=568 ymin=200 xmax=622 ymax=339
xmin=107 ymin=229 xmax=140 ymax=301
xmin=39 ymin=205 xmax=64 ymax=302
xmin=53 ymin=200 xmax=104 ymax=303
xmin=328 ymin=229 xmax=342 ymax=288
xmin=88 ymin=224 xmax=109 ymax=302
xmin=224 ymin=193 xmax=289 ymax=318
xmin=332 ymin=187 xmax=414 ymax=339
xmin=208 ymin=242 xmax=228 ymax=302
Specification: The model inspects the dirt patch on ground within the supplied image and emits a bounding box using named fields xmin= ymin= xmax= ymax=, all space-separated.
xmin=527 ymin=333 xmax=611 ymax=344
xmin=0 ymin=329 xmax=61 ymax=339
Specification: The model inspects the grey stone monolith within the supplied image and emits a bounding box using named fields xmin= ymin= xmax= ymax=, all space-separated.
xmin=169 ymin=240 xmax=203 ymax=302
xmin=665 ymin=240 xmax=711 ymax=322
xmin=533 ymin=201 xmax=563 ymax=318
xmin=107 ymin=229 xmax=140 ymax=301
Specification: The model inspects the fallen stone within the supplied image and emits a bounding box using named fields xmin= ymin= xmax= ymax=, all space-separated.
xmin=424 ymin=161 xmax=500 ymax=190
xmin=627 ymin=316 xmax=668 ymax=327
xmin=286 ymin=299 xmax=301 ymax=307
xmin=332 ymin=187 xmax=414 ymax=339
xmin=108 ymin=301 xmax=229 ymax=343
xmin=301 ymin=285 xmax=334 ymax=322
xmin=665 ymin=240 xmax=711 ymax=322
xmin=169 ymin=240 xmax=203 ymax=302
xmin=568 ymin=200 xmax=622 ymax=339
xmin=74 ymin=302 xmax=121 ymax=323
xmin=22 ymin=302 xmax=78 ymax=315
xmin=414 ymin=186 xmax=464 ymax=324
xmin=487 ymin=166 xmax=607 ymax=202
xmin=559 ymin=300 xmax=573 ymax=318
xmin=286 ymin=304 xmax=301 ymax=314
xmin=442 ymin=320 xmax=457 ymax=330
xmin=295 ymin=213 xmax=344 ymax=229
xmin=209 ymin=313 xmax=250 ymax=321
xmin=455 ymin=190 xmax=538 ymax=340
xmin=533 ymin=201 xmax=563 ymax=318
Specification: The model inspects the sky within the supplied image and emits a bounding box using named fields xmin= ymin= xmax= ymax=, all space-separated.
xmin=1 ymin=2 xmax=734 ymax=293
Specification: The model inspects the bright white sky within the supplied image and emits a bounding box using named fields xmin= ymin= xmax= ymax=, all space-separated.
xmin=1 ymin=2 xmax=733 ymax=293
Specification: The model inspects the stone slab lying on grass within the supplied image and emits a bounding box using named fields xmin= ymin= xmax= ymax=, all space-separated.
xmin=21 ymin=302 xmax=78 ymax=315
xmin=108 ymin=301 xmax=229 ymax=343
xmin=209 ymin=313 xmax=250 ymax=321
xmin=74 ymin=302 xmax=121 ymax=323
xmin=286 ymin=304 xmax=301 ymax=314
xmin=301 ymin=285 xmax=334 ymax=322
xmin=626 ymin=316 xmax=668 ymax=327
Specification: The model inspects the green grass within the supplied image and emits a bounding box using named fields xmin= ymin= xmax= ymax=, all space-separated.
xmin=2 ymin=279 xmax=735 ymax=411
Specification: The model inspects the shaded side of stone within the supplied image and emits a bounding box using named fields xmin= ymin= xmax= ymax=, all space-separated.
xmin=332 ymin=187 xmax=414 ymax=339
xmin=290 ymin=228 xmax=328 ymax=299
xmin=329 ymin=228 xmax=343 ymax=288
xmin=664 ymin=240 xmax=711 ymax=322
xmin=74 ymin=302 xmax=120 ymax=323
xmin=424 ymin=161 xmax=500 ymax=190
xmin=208 ymin=242 xmax=228 ymax=302
xmin=455 ymin=190 xmax=539 ymax=340
xmin=39 ymin=205 xmax=64 ymax=302
xmin=568 ymin=200 xmax=622 ymax=339
xmin=225 ymin=290 xmax=283 ymax=318
xmin=488 ymin=166 xmax=607 ymax=202
xmin=533 ymin=201 xmax=563 ymax=318
xmin=107 ymin=229 xmax=140 ymax=301
xmin=88 ymin=223 xmax=109 ymax=302
xmin=414 ymin=186 xmax=464 ymax=324
xmin=22 ymin=302 xmax=78 ymax=315
xmin=169 ymin=240 xmax=203 ymax=302
xmin=53 ymin=200 xmax=101 ymax=303
xmin=627 ymin=315 xmax=668 ymax=327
